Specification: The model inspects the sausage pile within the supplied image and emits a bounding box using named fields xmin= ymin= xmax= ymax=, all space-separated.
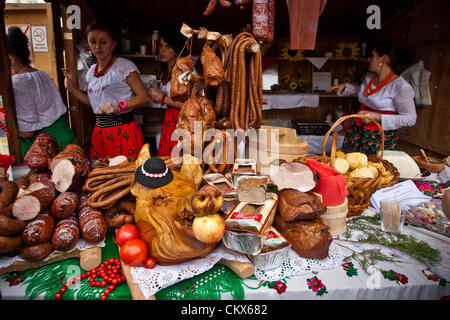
xmin=0 ymin=134 xmax=117 ymax=263
xmin=83 ymin=163 xmax=135 ymax=210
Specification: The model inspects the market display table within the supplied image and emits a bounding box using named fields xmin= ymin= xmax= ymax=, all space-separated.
xmin=1 ymin=207 xmax=448 ymax=300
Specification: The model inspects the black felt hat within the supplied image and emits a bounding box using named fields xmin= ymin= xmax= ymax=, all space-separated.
xmin=135 ymin=157 xmax=173 ymax=188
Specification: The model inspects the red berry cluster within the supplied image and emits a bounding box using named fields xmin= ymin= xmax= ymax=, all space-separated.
xmin=54 ymin=258 xmax=126 ymax=300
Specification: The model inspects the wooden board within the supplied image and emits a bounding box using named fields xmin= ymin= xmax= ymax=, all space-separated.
xmin=116 ymin=227 xmax=255 ymax=300
xmin=0 ymin=246 xmax=102 ymax=275
xmin=120 ymin=257 xmax=255 ymax=300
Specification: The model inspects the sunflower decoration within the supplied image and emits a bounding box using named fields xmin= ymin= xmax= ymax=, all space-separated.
xmin=335 ymin=42 xmax=361 ymax=59
xmin=289 ymin=78 xmax=298 ymax=90
xmin=281 ymin=42 xmax=303 ymax=61
xmin=343 ymin=63 xmax=369 ymax=84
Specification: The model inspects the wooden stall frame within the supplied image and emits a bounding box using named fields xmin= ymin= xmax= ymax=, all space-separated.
xmin=0 ymin=0 xmax=21 ymax=165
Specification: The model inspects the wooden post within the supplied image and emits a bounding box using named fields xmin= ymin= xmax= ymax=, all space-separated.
xmin=0 ymin=0 xmax=21 ymax=165
xmin=48 ymin=0 xmax=97 ymax=153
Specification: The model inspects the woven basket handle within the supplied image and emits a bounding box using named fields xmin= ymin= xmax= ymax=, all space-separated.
xmin=322 ymin=114 xmax=385 ymax=159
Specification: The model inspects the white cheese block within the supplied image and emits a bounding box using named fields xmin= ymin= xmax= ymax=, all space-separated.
xmin=382 ymin=150 xmax=421 ymax=179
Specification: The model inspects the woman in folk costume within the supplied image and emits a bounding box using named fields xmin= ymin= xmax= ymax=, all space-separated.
xmin=6 ymin=26 xmax=75 ymax=158
xmin=63 ymin=21 xmax=149 ymax=160
xmin=327 ymin=42 xmax=416 ymax=156
xmin=148 ymin=30 xmax=188 ymax=157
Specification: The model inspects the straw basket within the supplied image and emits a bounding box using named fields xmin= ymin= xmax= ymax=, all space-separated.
xmin=296 ymin=114 xmax=399 ymax=217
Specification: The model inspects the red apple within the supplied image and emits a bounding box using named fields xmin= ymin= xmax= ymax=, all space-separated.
xmin=192 ymin=213 xmax=225 ymax=244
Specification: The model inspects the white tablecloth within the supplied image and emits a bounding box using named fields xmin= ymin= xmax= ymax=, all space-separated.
xmin=263 ymin=93 xmax=320 ymax=110
xmin=298 ymin=134 xmax=345 ymax=155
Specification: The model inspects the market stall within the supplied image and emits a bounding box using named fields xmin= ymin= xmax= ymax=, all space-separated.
xmin=0 ymin=0 xmax=449 ymax=302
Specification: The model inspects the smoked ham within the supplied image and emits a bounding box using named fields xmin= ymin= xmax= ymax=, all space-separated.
xmin=201 ymin=45 xmax=225 ymax=87
xmin=170 ymin=55 xmax=194 ymax=103
xmin=51 ymin=216 xmax=79 ymax=251
xmin=12 ymin=183 xmax=56 ymax=221
xmin=269 ymin=161 xmax=317 ymax=192
xmin=51 ymin=158 xmax=90 ymax=193
xmin=177 ymin=95 xmax=216 ymax=154
xmin=49 ymin=144 xmax=86 ymax=172
xmin=24 ymin=133 xmax=59 ymax=172
xmin=278 ymin=190 xmax=326 ymax=222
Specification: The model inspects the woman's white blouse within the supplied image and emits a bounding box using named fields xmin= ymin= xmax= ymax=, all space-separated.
xmin=86 ymin=57 xmax=139 ymax=114
xmin=340 ymin=73 xmax=417 ymax=131
xmin=12 ymin=70 xmax=67 ymax=132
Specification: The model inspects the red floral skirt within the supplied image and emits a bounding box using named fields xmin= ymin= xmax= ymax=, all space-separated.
xmin=158 ymin=107 xmax=180 ymax=157
xmin=90 ymin=121 xmax=144 ymax=160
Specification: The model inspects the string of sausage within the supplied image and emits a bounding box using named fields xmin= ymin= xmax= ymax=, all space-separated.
xmin=86 ymin=176 xmax=132 ymax=209
xmin=203 ymin=130 xmax=233 ymax=174
xmin=222 ymin=32 xmax=262 ymax=130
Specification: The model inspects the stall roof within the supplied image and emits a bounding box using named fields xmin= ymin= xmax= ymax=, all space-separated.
xmin=83 ymin=0 xmax=422 ymax=37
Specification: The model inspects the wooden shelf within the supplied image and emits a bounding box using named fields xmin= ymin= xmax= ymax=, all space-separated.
xmin=117 ymin=54 xmax=157 ymax=59
xmin=302 ymin=57 xmax=368 ymax=62
xmin=263 ymin=91 xmax=353 ymax=98
xmin=326 ymin=57 xmax=368 ymax=62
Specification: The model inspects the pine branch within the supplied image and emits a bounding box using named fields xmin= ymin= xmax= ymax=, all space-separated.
xmin=341 ymin=212 xmax=442 ymax=268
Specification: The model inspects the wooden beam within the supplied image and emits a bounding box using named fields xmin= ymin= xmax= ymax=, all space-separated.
xmin=5 ymin=3 xmax=47 ymax=11
xmin=0 ymin=0 xmax=22 ymax=164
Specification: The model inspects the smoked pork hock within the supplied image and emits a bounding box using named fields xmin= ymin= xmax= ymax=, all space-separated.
xmin=278 ymin=190 xmax=326 ymax=222
xmin=274 ymin=215 xmax=332 ymax=260
xmin=130 ymin=145 xmax=223 ymax=265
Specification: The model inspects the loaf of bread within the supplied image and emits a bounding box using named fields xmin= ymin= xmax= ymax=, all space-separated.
xmin=79 ymin=204 xmax=106 ymax=245
xmin=21 ymin=213 xmax=56 ymax=246
xmin=51 ymin=215 xmax=80 ymax=251
xmin=51 ymin=192 xmax=79 ymax=219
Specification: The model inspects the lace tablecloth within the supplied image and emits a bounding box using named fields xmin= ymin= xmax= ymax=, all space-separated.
xmin=130 ymin=241 xmax=345 ymax=299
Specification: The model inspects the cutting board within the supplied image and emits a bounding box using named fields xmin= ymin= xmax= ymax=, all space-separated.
xmin=120 ymin=257 xmax=255 ymax=300
xmin=115 ymin=230 xmax=255 ymax=300
xmin=0 ymin=247 xmax=102 ymax=275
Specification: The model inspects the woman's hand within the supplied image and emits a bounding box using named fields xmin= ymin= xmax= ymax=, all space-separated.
xmin=358 ymin=110 xmax=382 ymax=124
xmin=149 ymin=88 xmax=162 ymax=103
xmin=61 ymin=68 xmax=75 ymax=91
xmin=326 ymin=83 xmax=346 ymax=95
xmin=99 ymin=101 xmax=120 ymax=114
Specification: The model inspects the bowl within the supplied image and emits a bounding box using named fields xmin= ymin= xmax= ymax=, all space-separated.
xmin=413 ymin=155 xmax=445 ymax=173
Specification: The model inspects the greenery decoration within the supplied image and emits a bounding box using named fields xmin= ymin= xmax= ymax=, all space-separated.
xmin=338 ymin=213 xmax=442 ymax=275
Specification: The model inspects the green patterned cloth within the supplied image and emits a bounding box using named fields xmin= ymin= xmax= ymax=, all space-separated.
xmin=1 ymin=233 xmax=132 ymax=300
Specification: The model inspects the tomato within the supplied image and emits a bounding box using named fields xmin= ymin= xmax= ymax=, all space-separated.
xmin=144 ymin=257 xmax=156 ymax=269
xmin=116 ymin=224 xmax=140 ymax=247
xmin=119 ymin=239 xmax=148 ymax=266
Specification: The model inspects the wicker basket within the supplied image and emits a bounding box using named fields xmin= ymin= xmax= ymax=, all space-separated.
xmin=295 ymin=114 xmax=399 ymax=217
